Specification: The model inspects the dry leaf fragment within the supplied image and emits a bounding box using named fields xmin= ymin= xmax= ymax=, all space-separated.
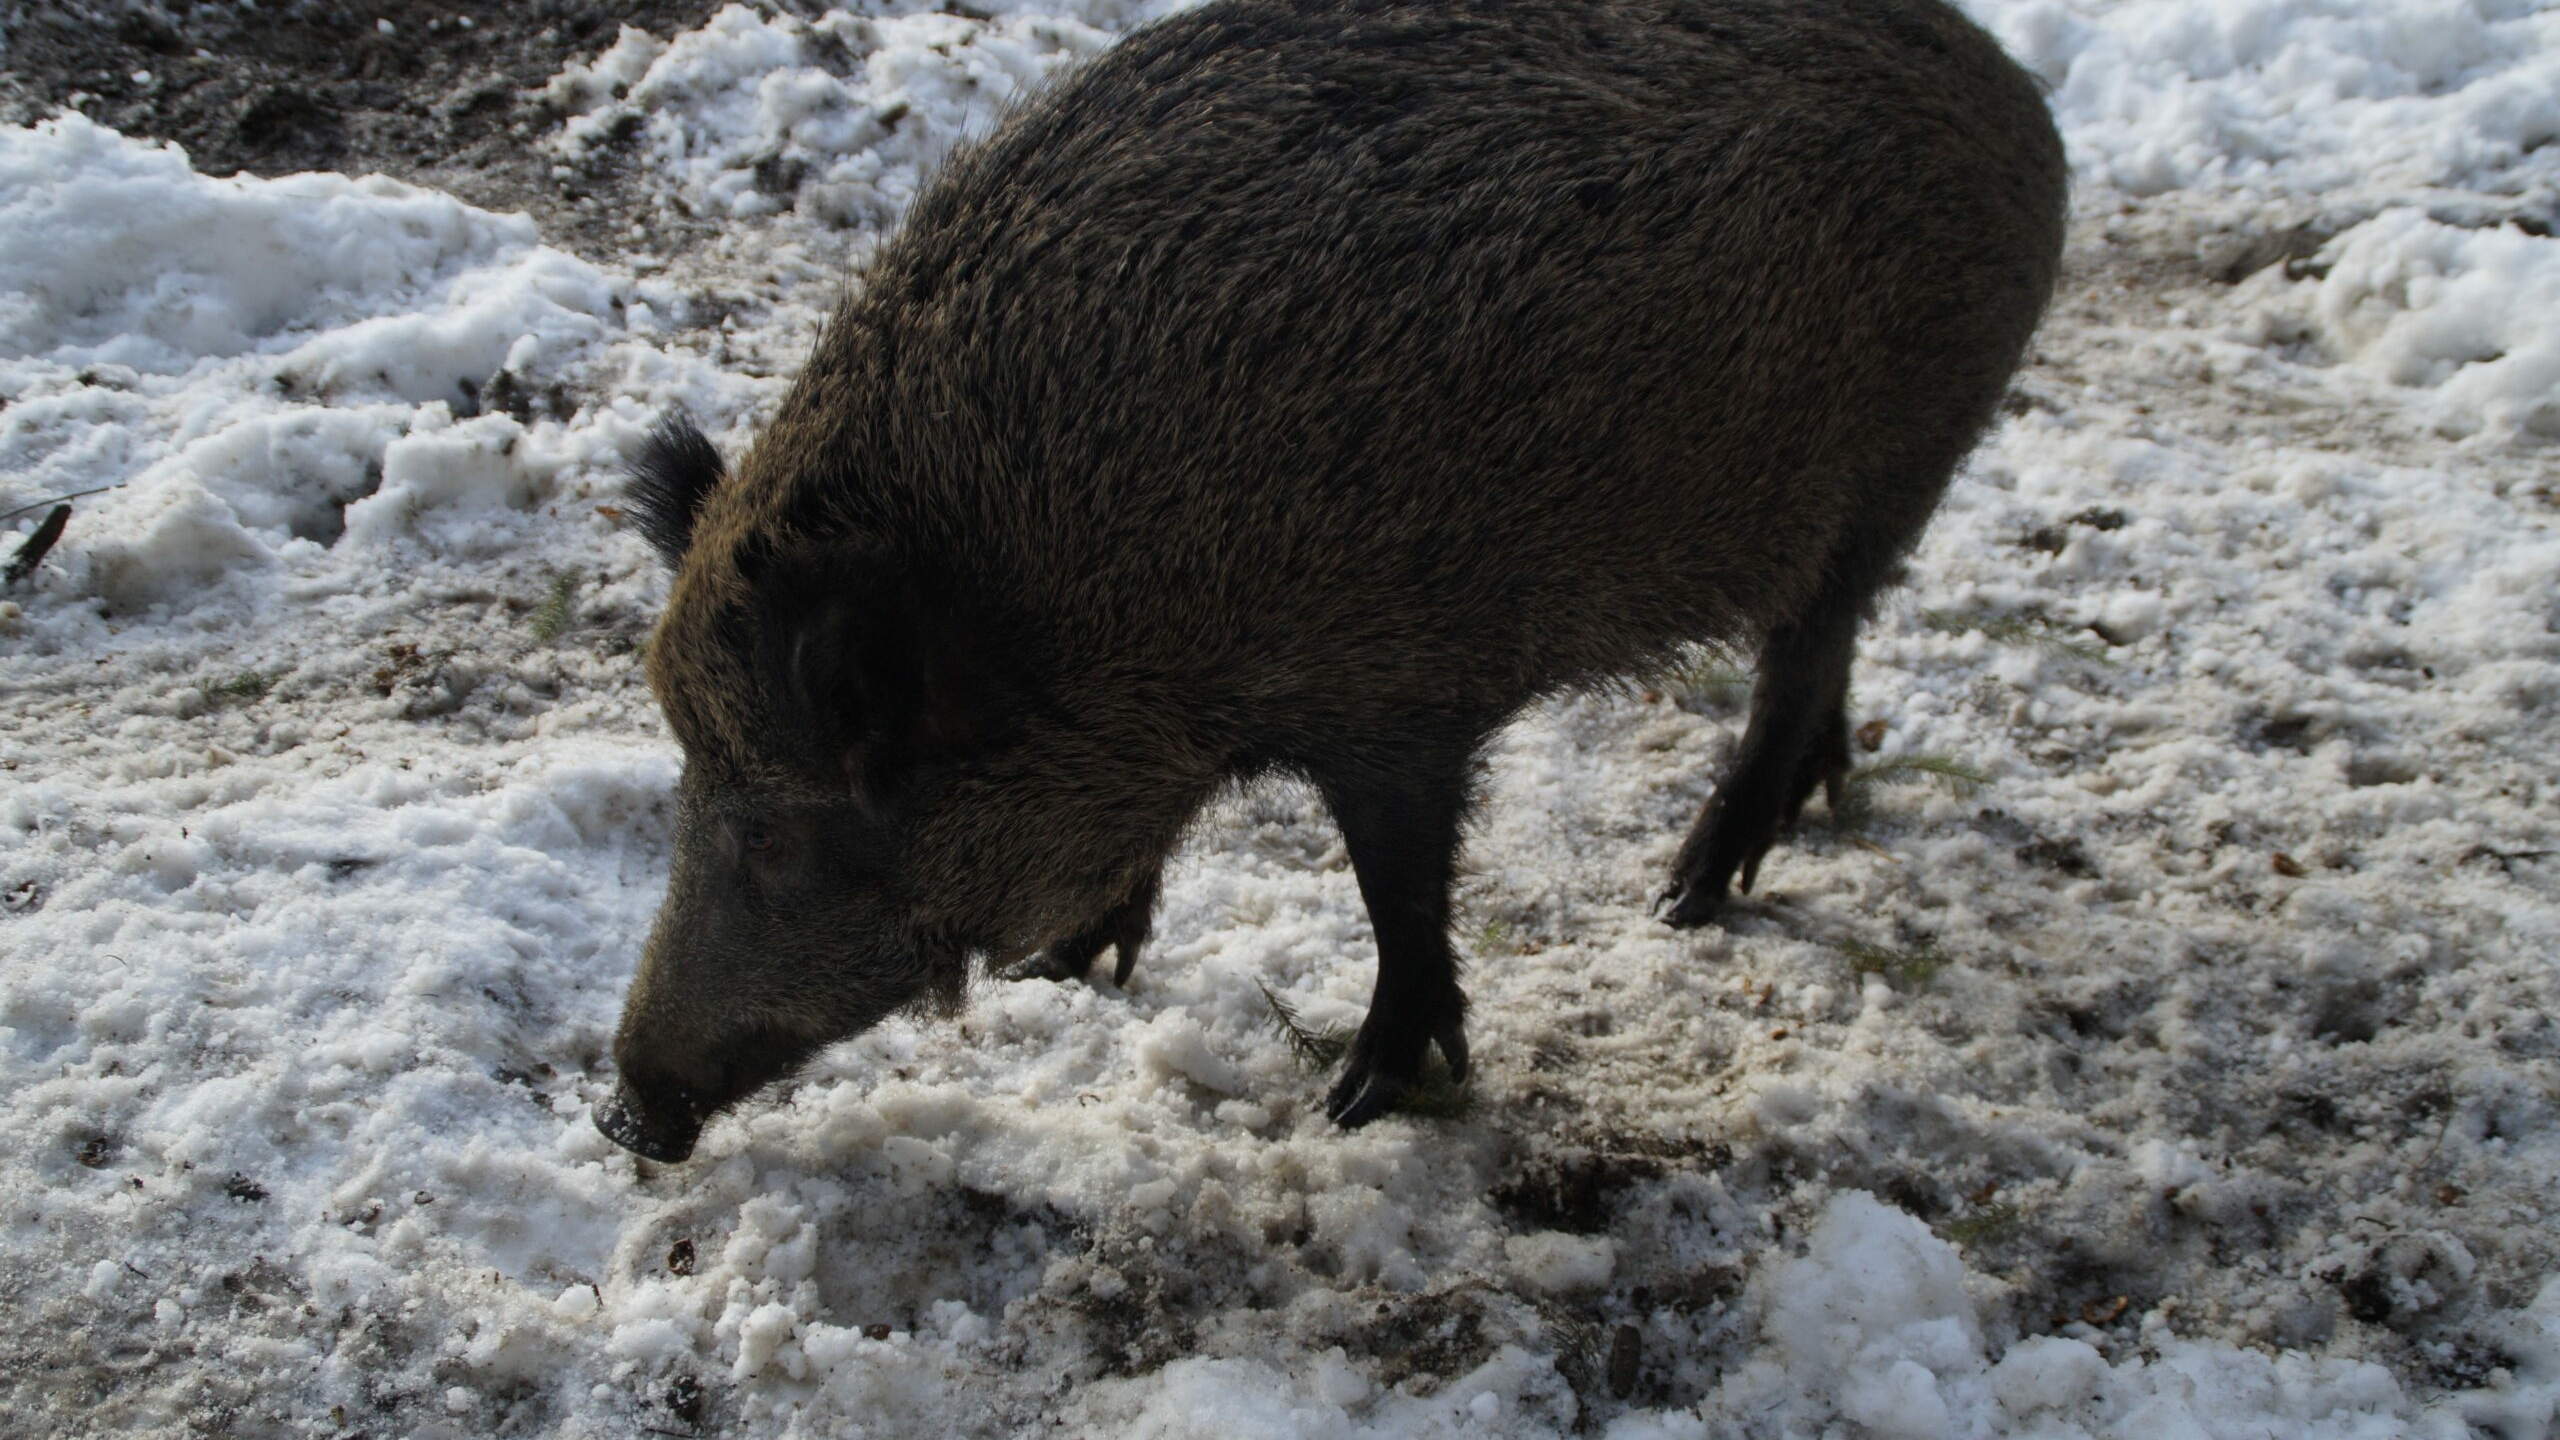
xmin=2081 ymin=1294 xmax=2130 ymax=1325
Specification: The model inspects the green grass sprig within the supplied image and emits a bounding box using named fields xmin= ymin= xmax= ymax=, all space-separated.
xmin=530 ymin=570 xmax=581 ymax=644
xmin=1921 ymin=608 xmax=2111 ymax=664
xmin=1839 ymin=937 xmax=1950 ymax=986
xmin=206 ymin=671 xmax=276 ymax=704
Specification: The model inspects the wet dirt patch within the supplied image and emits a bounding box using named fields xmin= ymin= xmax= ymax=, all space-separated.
xmin=1 ymin=0 xmax=727 ymax=259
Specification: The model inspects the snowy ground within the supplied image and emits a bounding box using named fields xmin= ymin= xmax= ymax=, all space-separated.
xmin=3 ymin=2 xmax=2558 ymax=1436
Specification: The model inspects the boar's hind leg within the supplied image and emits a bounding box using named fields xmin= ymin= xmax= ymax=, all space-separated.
xmin=1661 ymin=596 xmax=1863 ymax=928
xmin=1313 ymin=743 xmax=1476 ymax=1128
xmin=1012 ymin=861 xmax=1163 ymax=986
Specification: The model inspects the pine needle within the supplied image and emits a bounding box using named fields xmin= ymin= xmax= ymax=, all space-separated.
xmin=1254 ymin=981 xmax=1470 ymax=1117
xmin=1849 ymin=754 xmax=1990 ymax=794
xmin=1658 ymin=651 xmax=1753 ymax=710
xmin=1831 ymin=753 xmax=1988 ymax=831
xmin=1256 ymin=981 xmax=1349 ymax=1070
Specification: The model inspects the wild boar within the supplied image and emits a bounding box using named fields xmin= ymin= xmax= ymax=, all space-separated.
xmin=595 ymin=0 xmax=2068 ymax=1161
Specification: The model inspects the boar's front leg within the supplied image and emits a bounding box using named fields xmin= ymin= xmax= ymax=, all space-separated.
xmin=1662 ymin=600 xmax=1861 ymax=926
xmin=1013 ymin=860 xmax=1163 ymax=987
xmin=1312 ymin=743 xmax=1476 ymax=1127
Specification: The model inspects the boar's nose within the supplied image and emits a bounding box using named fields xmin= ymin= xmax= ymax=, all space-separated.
xmin=594 ymin=1075 xmax=706 ymax=1163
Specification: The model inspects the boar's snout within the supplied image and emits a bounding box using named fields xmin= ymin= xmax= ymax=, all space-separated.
xmin=600 ymin=972 xmax=837 ymax=1163
xmin=594 ymin=1069 xmax=708 ymax=1163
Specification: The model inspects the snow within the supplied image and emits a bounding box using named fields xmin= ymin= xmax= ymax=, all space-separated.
xmin=4 ymin=1 xmax=2558 ymax=1436
xmin=1704 ymin=1194 xmax=2474 ymax=1439
xmin=1973 ymin=0 xmax=2560 ymax=200
xmin=2293 ymin=208 xmax=2560 ymax=440
xmin=544 ymin=3 xmax=1171 ymax=231
xmin=0 ymin=112 xmax=700 ymax=607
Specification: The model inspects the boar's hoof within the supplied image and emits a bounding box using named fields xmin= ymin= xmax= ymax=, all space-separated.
xmin=1659 ymin=841 xmax=1772 ymax=929
xmin=1004 ymin=946 xmax=1103 ymax=985
xmin=1004 ymin=951 xmax=1076 ymax=982
xmin=1325 ymin=1015 xmax=1469 ymax=1128
xmin=1005 ymin=926 xmax=1146 ymax=988
xmin=594 ymin=1082 xmax=702 ymax=1163
xmin=1326 ymin=1062 xmax=1415 ymax=1129
xmin=1658 ymin=880 xmax=1732 ymax=929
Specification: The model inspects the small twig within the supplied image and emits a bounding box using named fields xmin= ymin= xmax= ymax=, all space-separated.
xmin=2461 ymin=845 xmax=2555 ymax=872
xmin=5 ymin=504 xmax=70 ymax=587
xmin=0 ymin=484 xmax=120 ymax=522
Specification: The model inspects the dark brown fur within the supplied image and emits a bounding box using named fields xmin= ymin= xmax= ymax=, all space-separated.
xmin=596 ymin=0 xmax=2067 ymax=1161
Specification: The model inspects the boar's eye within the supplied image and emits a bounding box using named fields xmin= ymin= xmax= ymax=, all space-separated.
xmin=742 ymin=825 xmax=777 ymax=854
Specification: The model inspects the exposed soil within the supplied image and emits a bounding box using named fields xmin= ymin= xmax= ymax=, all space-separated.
xmin=0 ymin=0 xmax=726 ymax=257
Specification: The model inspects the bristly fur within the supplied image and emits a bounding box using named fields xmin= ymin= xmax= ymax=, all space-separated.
xmin=626 ymin=417 xmax=727 ymax=568
xmin=605 ymin=0 xmax=2072 ymax=1150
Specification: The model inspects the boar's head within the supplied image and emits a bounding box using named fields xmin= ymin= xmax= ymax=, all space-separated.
xmin=592 ymin=419 xmax=1167 ymax=1162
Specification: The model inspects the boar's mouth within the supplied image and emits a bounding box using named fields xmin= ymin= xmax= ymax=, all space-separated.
xmin=595 ymin=1023 xmax=825 ymax=1163
xmin=595 ymin=1080 xmax=706 ymax=1163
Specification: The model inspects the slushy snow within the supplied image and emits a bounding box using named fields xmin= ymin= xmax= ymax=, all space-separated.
xmin=3 ymin=1 xmax=2557 ymax=1437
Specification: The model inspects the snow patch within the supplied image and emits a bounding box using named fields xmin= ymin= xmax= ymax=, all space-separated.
xmin=2300 ymin=208 xmax=2560 ymax=440
xmin=544 ymin=3 xmax=1163 ymax=231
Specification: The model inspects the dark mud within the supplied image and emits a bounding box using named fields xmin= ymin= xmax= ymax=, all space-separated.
xmin=1 ymin=0 xmax=724 ymax=257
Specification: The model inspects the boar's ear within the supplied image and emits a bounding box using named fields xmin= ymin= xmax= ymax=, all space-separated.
xmin=759 ymin=553 xmax=1028 ymax=792
xmin=626 ymin=417 xmax=727 ymax=568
